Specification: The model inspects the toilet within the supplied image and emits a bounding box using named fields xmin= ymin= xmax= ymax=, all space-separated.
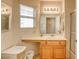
xmin=26 ymin=50 xmax=35 ymax=59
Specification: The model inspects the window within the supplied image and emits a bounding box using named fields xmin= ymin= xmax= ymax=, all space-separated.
xmin=20 ymin=4 xmax=35 ymax=28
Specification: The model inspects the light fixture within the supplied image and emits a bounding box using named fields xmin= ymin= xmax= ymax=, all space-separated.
xmin=43 ymin=7 xmax=59 ymax=12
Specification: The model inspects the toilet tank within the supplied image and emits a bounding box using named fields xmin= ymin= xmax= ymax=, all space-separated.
xmin=1 ymin=46 xmax=26 ymax=59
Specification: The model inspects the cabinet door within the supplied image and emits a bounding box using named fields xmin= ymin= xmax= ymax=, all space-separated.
xmin=40 ymin=42 xmax=53 ymax=59
xmin=53 ymin=48 xmax=66 ymax=59
xmin=40 ymin=41 xmax=66 ymax=59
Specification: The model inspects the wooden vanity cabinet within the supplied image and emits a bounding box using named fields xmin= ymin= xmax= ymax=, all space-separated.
xmin=40 ymin=40 xmax=66 ymax=59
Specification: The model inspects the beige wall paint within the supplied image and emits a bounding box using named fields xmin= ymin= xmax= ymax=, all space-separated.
xmin=40 ymin=1 xmax=63 ymax=13
xmin=65 ymin=0 xmax=76 ymax=58
xmin=1 ymin=0 xmax=20 ymax=51
xmin=15 ymin=0 xmax=41 ymax=38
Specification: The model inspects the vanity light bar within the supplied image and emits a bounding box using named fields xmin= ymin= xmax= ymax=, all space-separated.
xmin=1 ymin=3 xmax=11 ymax=15
xmin=43 ymin=7 xmax=59 ymax=11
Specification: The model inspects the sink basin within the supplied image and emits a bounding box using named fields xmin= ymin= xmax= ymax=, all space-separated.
xmin=40 ymin=34 xmax=55 ymax=37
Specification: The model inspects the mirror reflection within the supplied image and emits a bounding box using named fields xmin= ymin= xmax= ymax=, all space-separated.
xmin=40 ymin=14 xmax=63 ymax=34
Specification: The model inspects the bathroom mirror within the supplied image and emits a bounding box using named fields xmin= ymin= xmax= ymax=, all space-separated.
xmin=40 ymin=14 xmax=63 ymax=34
xmin=1 ymin=14 xmax=9 ymax=31
xmin=1 ymin=2 xmax=12 ymax=32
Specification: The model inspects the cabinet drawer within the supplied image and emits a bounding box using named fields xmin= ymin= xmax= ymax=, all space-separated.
xmin=47 ymin=40 xmax=66 ymax=46
xmin=40 ymin=41 xmax=46 ymax=45
xmin=59 ymin=41 xmax=66 ymax=45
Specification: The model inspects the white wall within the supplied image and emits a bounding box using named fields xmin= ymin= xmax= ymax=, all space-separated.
xmin=1 ymin=0 xmax=20 ymax=51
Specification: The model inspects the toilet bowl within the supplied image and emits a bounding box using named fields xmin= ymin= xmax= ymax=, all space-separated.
xmin=26 ymin=50 xmax=35 ymax=59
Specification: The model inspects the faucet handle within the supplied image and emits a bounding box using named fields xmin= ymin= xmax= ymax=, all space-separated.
xmin=40 ymin=34 xmax=43 ymax=37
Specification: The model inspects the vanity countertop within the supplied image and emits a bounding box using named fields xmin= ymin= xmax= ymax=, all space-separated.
xmin=21 ymin=35 xmax=66 ymax=41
